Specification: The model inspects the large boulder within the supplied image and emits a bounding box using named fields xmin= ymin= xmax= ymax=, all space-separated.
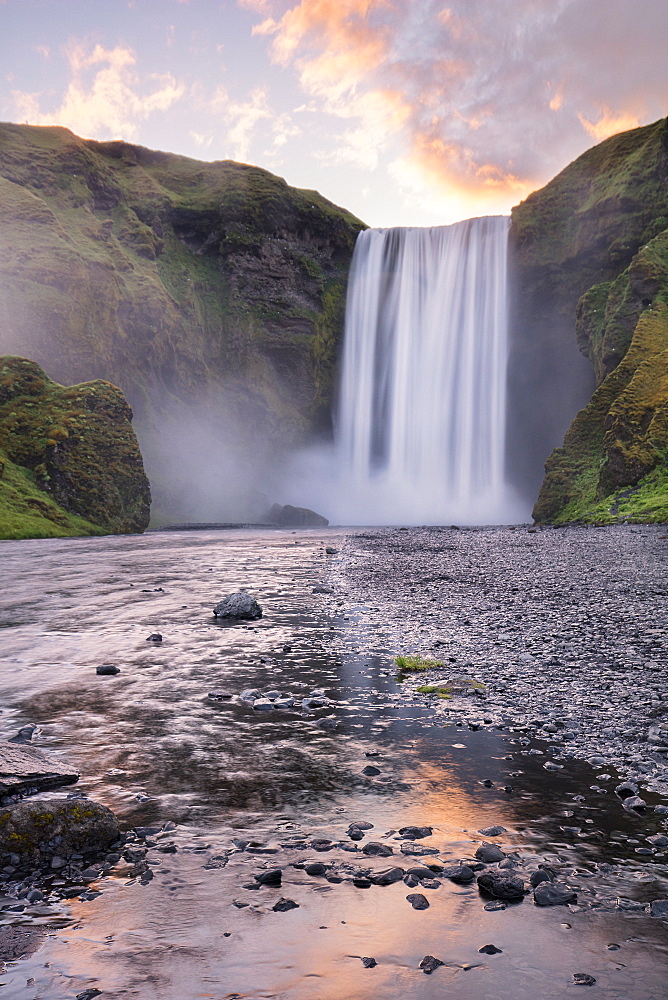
xmin=213 ymin=592 xmax=263 ymax=620
xmin=0 ymin=741 xmax=79 ymax=796
xmin=0 ymin=796 xmax=120 ymax=863
xmin=269 ymin=503 xmax=329 ymax=527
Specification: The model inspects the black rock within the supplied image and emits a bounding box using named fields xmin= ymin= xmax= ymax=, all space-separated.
xmin=213 ymin=593 xmax=263 ymax=620
xmin=406 ymin=866 xmax=437 ymax=879
xmin=398 ymin=826 xmax=432 ymax=839
xmin=362 ymin=765 xmax=381 ymax=776
xmin=325 ymin=547 xmax=338 ymax=555
xmin=477 ymin=871 xmax=525 ymax=900
xmin=8 ymin=725 xmax=37 ymax=744
xmin=533 ymin=883 xmax=577 ymax=906
xmin=647 ymin=835 xmax=668 ymax=847
xmin=146 ymin=633 xmax=163 ymax=642
xmin=269 ymin=503 xmax=329 ymax=527
xmin=305 ymin=863 xmax=328 ymax=876
xmin=420 ymin=878 xmax=441 ymax=889
xmin=475 ymin=844 xmax=505 ymax=863
xmin=479 ymin=944 xmax=502 ymax=955
xmin=96 ymin=664 xmax=120 ymax=675
xmin=207 ymin=691 xmax=233 ymax=701
xmin=363 ymin=842 xmax=393 ymax=857
xmin=419 ymin=955 xmax=444 ymax=975
xmin=443 ymin=865 xmax=475 ymax=884
xmin=530 ymin=870 xmax=553 ymax=887
xmin=254 ymin=869 xmax=282 ymax=886
xmin=478 ymin=826 xmax=506 ymax=837
xmin=361 ymin=956 xmax=377 ymax=968
xmin=76 ymin=991 xmax=103 ymax=1000
xmin=400 ymin=842 xmax=440 ymax=856
xmin=370 ymin=867 xmax=405 ymax=886
xmin=272 ymin=897 xmax=299 ymax=912
xmin=353 ymin=878 xmax=372 ymax=888
xmin=614 ymin=781 xmax=638 ymax=800
xmin=351 ymin=821 xmax=374 ymax=830
xmin=406 ymin=893 xmax=429 ymax=910
xmin=347 ymin=825 xmax=365 ymax=841
xmin=650 ymin=899 xmax=668 ymax=918
xmin=310 ymin=839 xmax=335 ymax=852
xmin=572 ymin=974 xmax=596 ymax=986
xmin=404 ymin=874 xmax=420 ymax=888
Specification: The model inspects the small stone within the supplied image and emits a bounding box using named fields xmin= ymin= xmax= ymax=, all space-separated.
xmin=361 ymin=957 xmax=376 ymax=968
xmin=254 ymin=869 xmax=282 ymax=886
xmin=76 ymin=991 xmax=103 ymax=1000
xmin=370 ymin=867 xmax=405 ymax=886
xmin=213 ymin=593 xmax=262 ymax=620
xmin=622 ymin=795 xmax=647 ymax=815
xmin=530 ymin=870 xmax=553 ymax=887
xmin=484 ymin=900 xmax=507 ymax=911
xmin=96 ymin=664 xmax=120 ymax=675
xmin=363 ymin=842 xmax=393 ymax=857
xmin=443 ymin=865 xmax=475 ymax=884
xmin=207 ymin=691 xmax=233 ymax=701
xmin=406 ymin=893 xmax=429 ymax=910
xmin=475 ymin=844 xmax=505 ymax=863
xmin=398 ymin=826 xmax=432 ymax=839
xmin=478 ymin=944 xmax=502 ymax=955
xmin=478 ymin=826 xmax=506 ymax=837
xmin=477 ymin=871 xmax=525 ymax=900
xmin=272 ymin=898 xmax=299 ymax=912
xmin=400 ymin=842 xmax=440 ymax=856
xmin=534 ymin=883 xmax=577 ymax=906
xmin=347 ymin=825 xmax=364 ymax=841
xmin=572 ymin=974 xmax=596 ymax=986
xmin=310 ymin=839 xmax=335 ymax=852
xmin=325 ymin=547 xmax=338 ymax=555
xmin=252 ymin=699 xmax=275 ymax=711
xmin=239 ymin=689 xmax=262 ymax=701
xmin=305 ymin=863 xmax=327 ymax=876
xmin=146 ymin=633 xmax=162 ymax=642
xmin=404 ymin=874 xmax=420 ymax=888
xmin=647 ymin=835 xmax=668 ymax=847
xmin=650 ymin=899 xmax=668 ymax=918
xmin=362 ymin=765 xmax=381 ymax=776
xmin=419 ymin=955 xmax=444 ymax=975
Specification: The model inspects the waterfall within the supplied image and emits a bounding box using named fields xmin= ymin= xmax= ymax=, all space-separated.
xmin=334 ymin=216 xmax=512 ymax=524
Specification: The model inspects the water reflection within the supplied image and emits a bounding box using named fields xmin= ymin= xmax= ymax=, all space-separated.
xmin=0 ymin=529 xmax=666 ymax=999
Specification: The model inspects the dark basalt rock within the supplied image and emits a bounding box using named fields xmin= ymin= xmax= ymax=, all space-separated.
xmin=269 ymin=503 xmax=329 ymax=527
xmin=213 ymin=592 xmax=263 ymax=620
xmin=272 ymin=898 xmax=299 ymax=912
xmin=362 ymin=842 xmax=393 ymax=857
xmin=443 ymin=865 xmax=475 ymax=884
xmin=419 ymin=955 xmax=444 ymax=975
xmin=0 ymin=742 xmax=79 ymax=796
xmin=398 ymin=825 xmax=432 ymax=839
xmin=96 ymin=664 xmax=120 ymax=676
xmin=254 ymin=869 xmax=282 ymax=886
xmin=479 ymin=944 xmax=502 ymax=955
xmin=370 ymin=867 xmax=405 ymax=886
xmin=475 ymin=844 xmax=506 ymax=863
xmin=650 ymin=899 xmax=668 ymax=918
xmin=361 ymin=957 xmax=377 ymax=968
xmin=406 ymin=893 xmax=429 ymax=910
xmin=0 ymin=796 xmax=119 ymax=862
xmin=533 ymin=883 xmax=577 ymax=906
xmin=477 ymin=871 xmax=525 ymax=900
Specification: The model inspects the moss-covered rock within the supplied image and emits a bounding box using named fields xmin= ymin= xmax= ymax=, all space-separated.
xmin=0 ymin=796 xmax=120 ymax=863
xmin=510 ymin=117 xmax=668 ymax=522
xmin=0 ymin=356 xmax=150 ymax=537
xmin=0 ymin=124 xmax=366 ymax=519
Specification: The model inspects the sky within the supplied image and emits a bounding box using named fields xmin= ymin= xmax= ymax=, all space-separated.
xmin=1 ymin=0 xmax=667 ymax=228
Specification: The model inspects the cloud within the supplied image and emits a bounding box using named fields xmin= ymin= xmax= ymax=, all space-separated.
xmin=241 ymin=0 xmax=668 ymax=216
xmin=12 ymin=41 xmax=184 ymax=141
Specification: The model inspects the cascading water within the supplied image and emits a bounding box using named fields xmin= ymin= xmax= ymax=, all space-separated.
xmin=333 ymin=216 xmax=515 ymax=524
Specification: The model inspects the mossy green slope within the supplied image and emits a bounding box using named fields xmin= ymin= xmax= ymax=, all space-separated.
xmin=0 ymin=356 xmax=150 ymax=538
xmin=0 ymin=124 xmax=366 ymax=517
xmin=510 ymin=117 xmax=668 ymax=523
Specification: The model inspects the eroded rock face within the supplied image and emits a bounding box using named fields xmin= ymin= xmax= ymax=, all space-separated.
xmin=0 ymin=356 xmax=151 ymax=537
xmin=0 ymin=797 xmax=120 ymax=862
xmin=0 ymin=124 xmax=365 ymax=520
xmin=509 ymin=116 xmax=668 ymax=522
xmin=0 ymin=742 xmax=79 ymax=796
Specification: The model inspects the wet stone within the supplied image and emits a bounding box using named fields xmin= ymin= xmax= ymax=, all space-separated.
xmin=272 ymin=898 xmax=299 ymax=912
xmin=404 ymin=874 xmax=420 ymax=888
xmin=370 ymin=867 xmax=405 ymax=886
xmin=207 ymin=691 xmax=233 ymax=701
xmin=362 ymin=765 xmax=381 ymax=776
xmin=304 ymin=863 xmax=328 ymax=876
xmin=96 ymin=664 xmax=120 ymax=675
xmin=534 ymin=883 xmax=577 ymax=907
xmin=310 ymin=839 xmax=335 ymax=852
xmin=477 ymin=871 xmax=525 ymax=900
xmin=650 ymin=899 xmax=668 ymax=918
xmin=213 ymin=593 xmax=262 ymax=620
xmin=479 ymin=944 xmax=502 ymax=955
xmin=572 ymin=974 xmax=596 ymax=986
xmin=146 ymin=633 xmax=162 ymax=643
xmin=254 ymin=869 xmax=282 ymax=886
xmin=443 ymin=865 xmax=475 ymax=884
xmin=362 ymin=842 xmax=393 ymax=857
xmin=530 ymin=870 xmax=553 ymax=887
xmin=478 ymin=826 xmax=506 ymax=837
xmin=475 ymin=844 xmax=505 ymax=863
xmin=420 ymin=878 xmax=441 ymax=889
xmin=361 ymin=957 xmax=377 ymax=968
xmin=419 ymin=955 xmax=444 ymax=975
xmin=398 ymin=826 xmax=432 ymax=839
xmin=406 ymin=893 xmax=429 ymax=910
xmin=400 ymin=842 xmax=440 ymax=856
xmin=484 ymin=900 xmax=507 ymax=911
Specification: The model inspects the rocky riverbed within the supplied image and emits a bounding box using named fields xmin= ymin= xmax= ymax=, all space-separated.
xmin=0 ymin=525 xmax=665 ymax=999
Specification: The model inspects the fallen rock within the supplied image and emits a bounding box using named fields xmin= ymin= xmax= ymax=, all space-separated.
xmin=419 ymin=955 xmax=444 ymax=975
xmin=534 ymin=883 xmax=577 ymax=906
xmin=477 ymin=871 xmax=525 ymax=900
xmin=406 ymin=893 xmax=429 ymax=910
xmin=268 ymin=503 xmax=329 ymax=527
xmin=0 ymin=796 xmax=119 ymax=862
xmin=0 ymin=743 xmax=79 ymax=797
xmin=213 ymin=593 xmax=263 ymax=620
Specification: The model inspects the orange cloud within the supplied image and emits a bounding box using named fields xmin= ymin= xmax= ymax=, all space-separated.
xmin=578 ymin=107 xmax=641 ymax=142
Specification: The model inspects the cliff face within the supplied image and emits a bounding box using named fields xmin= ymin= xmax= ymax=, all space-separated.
xmin=0 ymin=356 xmax=151 ymax=538
xmin=509 ymin=118 xmax=668 ymax=523
xmin=0 ymin=124 xmax=365 ymax=520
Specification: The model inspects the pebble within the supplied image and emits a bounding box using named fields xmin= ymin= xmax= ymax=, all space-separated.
xmin=362 ymin=842 xmax=393 ymax=857
xmin=419 ymin=955 xmax=444 ymax=975
xmin=406 ymin=893 xmax=429 ymax=910
xmin=572 ymin=974 xmax=596 ymax=986
xmin=478 ymin=826 xmax=506 ymax=837
xmin=96 ymin=664 xmax=120 ymax=675
xmin=254 ymin=869 xmax=282 ymax=886
xmin=370 ymin=867 xmax=405 ymax=886
xmin=272 ymin=898 xmax=299 ymax=912
xmin=477 ymin=872 xmax=525 ymax=900
xmin=146 ymin=633 xmax=162 ymax=642
xmin=475 ymin=844 xmax=505 ymax=863
xmin=479 ymin=944 xmax=502 ymax=955
xmin=360 ymin=956 xmax=376 ymax=968
xmin=533 ymin=883 xmax=577 ymax=906
xmin=207 ymin=691 xmax=233 ymax=701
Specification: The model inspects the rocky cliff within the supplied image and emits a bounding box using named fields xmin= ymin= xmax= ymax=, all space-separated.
xmin=0 ymin=124 xmax=365 ymax=521
xmin=0 ymin=356 xmax=150 ymax=538
xmin=509 ymin=117 xmax=668 ymax=523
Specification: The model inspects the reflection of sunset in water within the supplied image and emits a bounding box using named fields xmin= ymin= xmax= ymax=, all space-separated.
xmin=0 ymin=530 xmax=666 ymax=999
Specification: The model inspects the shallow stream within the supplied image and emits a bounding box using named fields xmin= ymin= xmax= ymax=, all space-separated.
xmin=0 ymin=528 xmax=666 ymax=999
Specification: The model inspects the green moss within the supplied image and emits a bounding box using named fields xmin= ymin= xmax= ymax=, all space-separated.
xmin=416 ymin=685 xmax=452 ymax=699
xmin=0 ymin=356 xmax=150 ymax=538
xmin=395 ymin=654 xmax=444 ymax=678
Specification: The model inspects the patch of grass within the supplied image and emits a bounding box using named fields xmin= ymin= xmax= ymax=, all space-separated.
xmin=395 ymin=654 xmax=444 ymax=678
xmin=416 ymin=685 xmax=452 ymax=699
